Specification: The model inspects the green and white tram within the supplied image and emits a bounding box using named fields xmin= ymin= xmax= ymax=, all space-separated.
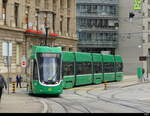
xmin=27 ymin=46 xmax=63 ymax=95
xmin=27 ymin=46 xmax=123 ymax=95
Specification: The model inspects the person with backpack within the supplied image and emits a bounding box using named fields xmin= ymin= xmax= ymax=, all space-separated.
xmin=0 ymin=73 xmax=7 ymax=102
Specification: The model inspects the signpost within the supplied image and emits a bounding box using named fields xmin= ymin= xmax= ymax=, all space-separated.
xmin=2 ymin=42 xmax=12 ymax=94
xmin=21 ymin=56 xmax=27 ymax=68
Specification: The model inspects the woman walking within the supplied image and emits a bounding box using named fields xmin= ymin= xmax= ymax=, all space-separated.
xmin=0 ymin=73 xmax=7 ymax=102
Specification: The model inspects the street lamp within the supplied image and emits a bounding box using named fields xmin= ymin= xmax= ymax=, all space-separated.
xmin=45 ymin=26 xmax=49 ymax=46
xmin=37 ymin=10 xmax=54 ymax=46
xmin=35 ymin=13 xmax=39 ymax=31
xmin=25 ymin=11 xmax=29 ymax=29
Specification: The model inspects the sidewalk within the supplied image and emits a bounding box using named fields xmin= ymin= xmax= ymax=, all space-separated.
xmin=0 ymin=84 xmax=44 ymax=113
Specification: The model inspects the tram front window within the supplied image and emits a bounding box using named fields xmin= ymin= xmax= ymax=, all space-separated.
xmin=37 ymin=53 xmax=61 ymax=85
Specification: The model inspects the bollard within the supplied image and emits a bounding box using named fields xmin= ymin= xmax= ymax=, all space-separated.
xmin=12 ymin=82 xmax=16 ymax=93
xmin=104 ymin=81 xmax=108 ymax=90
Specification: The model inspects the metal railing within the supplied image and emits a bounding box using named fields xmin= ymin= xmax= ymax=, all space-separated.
xmin=77 ymin=0 xmax=119 ymax=4
xmin=78 ymin=40 xmax=118 ymax=48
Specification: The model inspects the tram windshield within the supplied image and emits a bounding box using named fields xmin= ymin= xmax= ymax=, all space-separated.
xmin=37 ymin=53 xmax=61 ymax=85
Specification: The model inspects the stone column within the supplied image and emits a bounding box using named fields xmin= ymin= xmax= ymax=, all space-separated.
xmin=0 ymin=0 xmax=3 ymax=25
xmin=6 ymin=0 xmax=14 ymax=27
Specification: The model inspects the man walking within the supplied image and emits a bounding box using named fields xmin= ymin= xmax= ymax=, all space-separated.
xmin=0 ymin=73 xmax=7 ymax=102
xmin=16 ymin=75 xmax=22 ymax=88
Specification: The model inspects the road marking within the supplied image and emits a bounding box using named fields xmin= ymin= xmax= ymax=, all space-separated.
xmin=68 ymin=87 xmax=104 ymax=91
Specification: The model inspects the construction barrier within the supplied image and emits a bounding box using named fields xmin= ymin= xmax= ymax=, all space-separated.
xmin=12 ymin=82 xmax=16 ymax=93
xmin=104 ymin=81 xmax=108 ymax=90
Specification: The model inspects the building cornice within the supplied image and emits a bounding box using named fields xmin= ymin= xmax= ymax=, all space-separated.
xmin=0 ymin=25 xmax=25 ymax=33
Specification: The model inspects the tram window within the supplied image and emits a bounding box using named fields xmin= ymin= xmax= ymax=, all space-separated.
xmin=76 ymin=62 xmax=92 ymax=75
xmin=103 ymin=62 xmax=115 ymax=73
xmin=33 ymin=60 xmax=38 ymax=80
xmin=93 ymin=62 xmax=103 ymax=73
xmin=63 ymin=62 xmax=74 ymax=76
xmin=116 ymin=62 xmax=123 ymax=72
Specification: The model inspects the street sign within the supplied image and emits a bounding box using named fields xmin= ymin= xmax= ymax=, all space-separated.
xmin=21 ymin=56 xmax=27 ymax=68
xmin=133 ymin=0 xmax=142 ymax=10
xmin=139 ymin=56 xmax=147 ymax=61
xmin=2 ymin=42 xmax=12 ymax=56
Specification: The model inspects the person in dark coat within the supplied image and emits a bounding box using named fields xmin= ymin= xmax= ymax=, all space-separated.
xmin=16 ymin=75 xmax=22 ymax=88
xmin=0 ymin=74 xmax=7 ymax=102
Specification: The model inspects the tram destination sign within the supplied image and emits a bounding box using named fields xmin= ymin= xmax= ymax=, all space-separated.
xmin=39 ymin=53 xmax=60 ymax=58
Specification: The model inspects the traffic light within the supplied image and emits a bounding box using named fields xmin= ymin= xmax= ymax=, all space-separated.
xmin=129 ymin=12 xmax=135 ymax=18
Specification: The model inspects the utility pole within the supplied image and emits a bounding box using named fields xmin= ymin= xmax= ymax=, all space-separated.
xmin=7 ymin=41 xmax=10 ymax=94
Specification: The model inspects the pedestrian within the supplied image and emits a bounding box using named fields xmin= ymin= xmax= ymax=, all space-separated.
xmin=0 ymin=73 xmax=7 ymax=102
xmin=142 ymin=68 xmax=146 ymax=82
xmin=16 ymin=74 xmax=22 ymax=88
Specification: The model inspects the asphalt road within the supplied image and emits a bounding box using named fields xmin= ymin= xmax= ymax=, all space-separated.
xmin=35 ymin=76 xmax=150 ymax=113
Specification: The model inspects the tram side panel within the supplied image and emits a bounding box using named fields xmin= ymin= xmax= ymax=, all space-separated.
xmin=92 ymin=53 xmax=103 ymax=84
xmin=102 ymin=54 xmax=116 ymax=82
xmin=75 ymin=52 xmax=93 ymax=86
xmin=114 ymin=55 xmax=124 ymax=81
xmin=62 ymin=52 xmax=76 ymax=89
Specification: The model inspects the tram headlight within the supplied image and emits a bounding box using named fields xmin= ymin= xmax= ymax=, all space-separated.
xmin=48 ymin=88 xmax=52 ymax=91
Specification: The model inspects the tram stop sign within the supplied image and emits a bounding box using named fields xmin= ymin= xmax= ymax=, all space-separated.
xmin=21 ymin=56 xmax=27 ymax=68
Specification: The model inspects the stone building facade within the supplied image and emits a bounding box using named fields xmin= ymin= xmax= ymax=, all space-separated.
xmin=0 ymin=0 xmax=77 ymax=77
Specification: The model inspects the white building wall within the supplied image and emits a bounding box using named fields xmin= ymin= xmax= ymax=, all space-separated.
xmin=117 ymin=0 xmax=143 ymax=75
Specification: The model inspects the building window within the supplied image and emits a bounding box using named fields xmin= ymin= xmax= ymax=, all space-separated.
xmin=67 ymin=17 xmax=70 ymax=34
xmin=148 ymin=22 xmax=150 ymax=30
xmin=2 ymin=0 xmax=7 ymax=25
xmin=53 ymin=0 xmax=57 ymax=11
xmin=35 ymin=0 xmax=40 ymax=7
xmin=44 ymin=0 xmax=49 ymax=9
xmin=35 ymin=9 xmax=39 ymax=30
xmin=25 ymin=6 xmax=30 ymax=29
xmin=60 ymin=0 xmax=64 ymax=9
xmin=52 ymin=13 xmax=56 ymax=33
xmin=67 ymin=0 xmax=71 ymax=9
xmin=60 ymin=16 xmax=63 ymax=34
xmin=148 ymin=34 xmax=150 ymax=42
xmin=148 ymin=9 xmax=150 ymax=17
xmin=25 ymin=0 xmax=30 ymax=4
xmin=14 ymin=3 xmax=19 ymax=27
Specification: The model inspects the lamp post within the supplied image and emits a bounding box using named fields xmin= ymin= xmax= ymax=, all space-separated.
xmin=45 ymin=26 xmax=49 ymax=46
xmin=35 ymin=13 xmax=39 ymax=31
xmin=25 ymin=11 xmax=29 ymax=29
xmin=37 ymin=10 xmax=54 ymax=46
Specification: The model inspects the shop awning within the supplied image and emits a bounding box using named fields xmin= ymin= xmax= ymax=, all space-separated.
xmin=25 ymin=29 xmax=64 ymax=39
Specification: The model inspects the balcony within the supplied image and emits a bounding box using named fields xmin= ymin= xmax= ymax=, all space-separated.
xmin=77 ymin=0 xmax=119 ymax=5
xmin=77 ymin=12 xmax=118 ymax=18
xmin=78 ymin=40 xmax=118 ymax=48
xmin=77 ymin=27 xmax=118 ymax=32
